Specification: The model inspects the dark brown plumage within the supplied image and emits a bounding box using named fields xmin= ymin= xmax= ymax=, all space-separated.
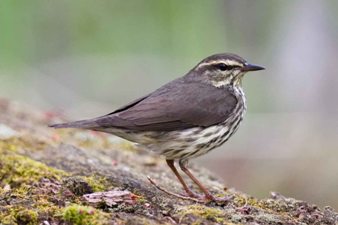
xmin=53 ymin=81 xmax=237 ymax=131
xmin=50 ymin=53 xmax=265 ymax=202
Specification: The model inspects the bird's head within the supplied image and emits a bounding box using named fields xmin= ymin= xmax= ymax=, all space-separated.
xmin=191 ymin=53 xmax=265 ymax=87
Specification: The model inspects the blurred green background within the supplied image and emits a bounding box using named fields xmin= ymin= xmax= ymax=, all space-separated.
xmin=1 ymin=0 xmax=338 ymax=209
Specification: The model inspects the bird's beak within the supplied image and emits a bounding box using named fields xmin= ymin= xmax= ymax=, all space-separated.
xmin=242 ymin=63 xmax=265 ymax=72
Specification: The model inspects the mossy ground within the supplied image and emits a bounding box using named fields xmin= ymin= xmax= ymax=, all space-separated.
xmin=177 ymin=204 xmax=226 ymax=224
xmin=62 ymin=204 xmax=110 ymax=225
xmin=0 ymin=138 xmax=114 ymax=225
xmin=0 ymin=99 xmax=337 ymax=224
xmin=0 ymin=144 xmax=60 ymax=224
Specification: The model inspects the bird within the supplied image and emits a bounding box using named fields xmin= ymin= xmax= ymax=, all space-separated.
xmin=50 ymin=53 xmax=265 ymax=202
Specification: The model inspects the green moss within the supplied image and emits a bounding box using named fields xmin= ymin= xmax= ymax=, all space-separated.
xmin=83 ymin=175 xmax=109 ymax=192
xmin=0 ymin=206 xmax=39 ymax=225
xmin=232 ymin=193 xmax=259 ymax=208
xmin=136 ymin=196 xmax=147 ymax=204
xmin=0 ymin=144 xmax=68 ymax=224
xmin=0 ymin=136 xmax=119 ymax=224
xmin=63 ymin=176 xmax=93 ymax=196
xmin=0 ymin=213 xmax=16 ymax=224
xmin=15 ymin=208 xmax=39 ymax=225
xmin=62 ymin=204 xmax=110 ymax=225
xmin=0 ymin=136 xmax=47 ymax=153
xmin=177 ymin=204 xmax=226 ymax=224
xmin=258 ymin=198 xmax=290 ymax=212
xmin=63 ymin=175 xmax=110 ymax=194
xmin=0 ymin=151 xmax=67 ymax=187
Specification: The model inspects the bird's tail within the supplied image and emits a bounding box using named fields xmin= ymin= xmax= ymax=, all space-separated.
xmin=49 ymin=119 xmax=98 ymax=129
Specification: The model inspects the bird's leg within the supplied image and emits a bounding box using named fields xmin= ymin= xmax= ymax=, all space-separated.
xmin=179 ymin=160 xmax=232 ymax=203
xmin=166 ymin=159 xmax=199 ymax=198
xmin=148 ymin=159 xmax=230 ymax=203
xmin=178 ymin=159 xmax=215 ymax=201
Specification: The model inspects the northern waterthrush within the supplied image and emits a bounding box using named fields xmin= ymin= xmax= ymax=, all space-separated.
xmin=50 ymin=53 xmax=265 ymax=202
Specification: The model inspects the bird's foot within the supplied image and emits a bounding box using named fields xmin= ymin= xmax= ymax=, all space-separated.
xmin=184 ymin=190 xmax=203 ymax=199
xmin=182 ymin=190 xmax=233 ymax=204
xmin=186 ymin=192 xmax=233 ymax=205
xmin=147 ymin=176 xmax=205 ymax=203
xmin=205 ymin=194 xmax=233 ymax=205
xmin=147 ymin=176 xmax=232 ymax=204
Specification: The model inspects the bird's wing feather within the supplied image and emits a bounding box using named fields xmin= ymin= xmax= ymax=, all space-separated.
xmin=49 ymin=94 xmax=151 ymax=129
xmin=95 ymin=79 xmax=238 ymax=131
xmin=107 ymin=94 xmax=150 ymax=114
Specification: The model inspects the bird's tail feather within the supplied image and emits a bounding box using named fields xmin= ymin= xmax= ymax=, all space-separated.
xmin=49 ymin=119 xmax=98 ymax=129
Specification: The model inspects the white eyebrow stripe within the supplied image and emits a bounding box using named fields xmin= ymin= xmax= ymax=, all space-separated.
xmin=197 ymin=60 xmax=243 ymax=69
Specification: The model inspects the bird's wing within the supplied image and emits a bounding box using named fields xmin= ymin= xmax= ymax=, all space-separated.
xmin=107 ymin=94 xmax=150 ymax=114
xmin=49 ymin=94 xmax=151 ymax=129
xmin=95 ymin=80 xmax=238 ymax=131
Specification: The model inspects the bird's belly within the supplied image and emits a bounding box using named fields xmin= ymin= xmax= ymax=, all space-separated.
xmin=144 ymin=121 xmax=240 ymax=160
xmin=164 ymin=125 xmax=231 ymax=160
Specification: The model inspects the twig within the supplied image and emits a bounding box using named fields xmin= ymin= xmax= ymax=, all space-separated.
xmin=147 ymin=176 xmax=205 ymax=203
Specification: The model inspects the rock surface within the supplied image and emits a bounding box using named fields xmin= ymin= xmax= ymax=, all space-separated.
xmin=0 ymin=98 xmax=337 ymax=225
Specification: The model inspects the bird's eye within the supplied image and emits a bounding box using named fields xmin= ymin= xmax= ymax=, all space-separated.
xmin=216 ymin=63 xmax=239 ymax=71
xmin=217 ymin=63 xmax=229 ymax=71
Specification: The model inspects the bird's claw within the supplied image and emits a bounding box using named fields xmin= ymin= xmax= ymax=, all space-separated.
xmin=184 ymin=192 xmax=233 ymax=204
